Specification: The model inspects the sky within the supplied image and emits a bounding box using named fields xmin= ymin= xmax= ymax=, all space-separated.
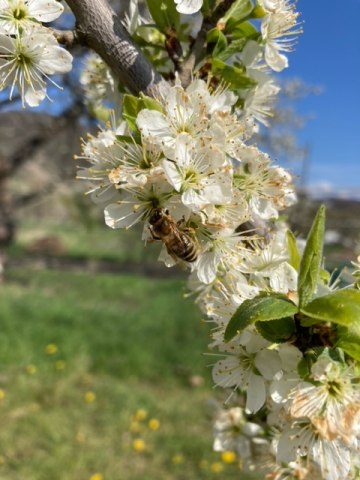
xmin=280 ymin=0 xmax=360 ymax=197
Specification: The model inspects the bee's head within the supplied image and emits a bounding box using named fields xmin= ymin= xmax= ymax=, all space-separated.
xmin=149 ymin=208 xmax=168 ymax=225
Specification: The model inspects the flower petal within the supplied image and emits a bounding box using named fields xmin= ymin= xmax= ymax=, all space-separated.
xmin=245 ymin=373 xmax=266 ymax=413
xmin=255 ymin=349 xmax=282 ymax=380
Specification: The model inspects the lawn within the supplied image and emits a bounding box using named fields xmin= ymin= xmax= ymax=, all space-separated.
xmin=0 ymin=267 xmax=257 ymax=480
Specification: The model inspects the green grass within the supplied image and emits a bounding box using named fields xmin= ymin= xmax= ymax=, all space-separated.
xmin=0 ymin=269 xmax=256 ymax=480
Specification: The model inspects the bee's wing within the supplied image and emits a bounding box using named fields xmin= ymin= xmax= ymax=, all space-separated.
xmin=158 ymin=244 xmax=177 ymax=267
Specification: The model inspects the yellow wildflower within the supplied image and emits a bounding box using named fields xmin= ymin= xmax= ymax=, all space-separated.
xmin=55 ymin=360 xmax=66 ymax=370
xmin=132 ymin=438 xmax=146 ymax=453
xmin=89 ymin=474 xmax=103 ymax=480
xmin=0 ymin=390 xmax=5 ymax=401
xmin=129 ymin=421 xmax=141 ymax=433
xmin=84 ymin=391 xmax=96 ymax=403
xmin=46 ymin=344 xmax=58 ymax=355
xmin=221 ymin=450 xmax=236 ymax=464
xmin=210 ymin=462 xmax=224 ymax=473
xmin=134 ymin=409 xmax=147 ymax=421
xmin=26 ymin=364 xmax=37 ymax=375
xmin=148 ymin=418 xmax=160 ymax=431
xmin=172 ymin=454 xmax=184 ymax=465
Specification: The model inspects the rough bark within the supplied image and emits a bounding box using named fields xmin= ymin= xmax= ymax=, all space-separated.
xmin=64 ymin=0 xmax=170 ymax=98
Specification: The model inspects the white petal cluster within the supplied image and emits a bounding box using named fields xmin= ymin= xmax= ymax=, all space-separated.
xmin=259 ymin=0 xmax=302 ymax=72
xmin=221 ymin=3 xmax=301 ymax=124
xmin=0 ymin=0 xmax=72 ymax=106
xmin=271 ymin=355 xmax=360 ymax=480
xmin=0 ymin=0 xmax=64 ymax=34
xmin=79 ymin=79 xmax=296 ymax=281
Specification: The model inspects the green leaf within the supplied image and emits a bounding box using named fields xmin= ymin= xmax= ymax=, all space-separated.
xmin=123 ymin=94 xmax=140 ymax=131
xmin=212 ymin=31 xmax=228 ymax=58
xmin=336 ymin=325 xmax=360 ymax=362
xmin=211 ymin=59 xmax=256 ymax=89
xmin=229 ymin=21 xmax=259 ymax=39
xmin=287 ymin=230 xmax=301 ymax=271
xmin=122 ymin=94 xmax=163 ymax=131
xmin=140 ymin=94 xmax=163 ymax=113
xmin=319 ymin=269 xmax=331 ymax=285
xmin=217 ymin=38 xmax=248 ymax=61
xmin=297 ymin=205 xmax=326 ymax=308
xmin=146 ymin=0 xmax=180 ymax=32
xmin=207 ymin=28 xmax=221 ymax=44
xmin=255 ymin=317 xmax=295 ymax=343
xmin=297 ymin=355 xmax=312 ymax=378
xmin=251 ymin=4 xmax=266 ymax=18
xmin=300 ymin=289 xmax=360 ymax=326
xmin=219 ymin=0 xmax=253 ymax=30
xmin=224 ymin=293 xmax=298 ymax=342
xmin=115 ymin=134 xmax=141 ymax=145
xmin=134 ymin=25 xmax=166 ymax=46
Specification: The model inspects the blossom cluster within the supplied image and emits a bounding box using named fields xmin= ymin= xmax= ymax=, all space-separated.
xmin=80 ymin=0 xmax=301 ymax=128
xmin=0 ymin=0 xmax=72 ymax=107
xmin=78 ymin=75 xmax=343 ymax=476
xmin=77 ymin=74 xmax=360 ymax=480
xmin=175 ymin=0 xmax=301 ymax=71
xmin=78 ymin=78 xmax=296 ymax=279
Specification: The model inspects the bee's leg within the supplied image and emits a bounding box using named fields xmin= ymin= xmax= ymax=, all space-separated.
xmin=180 ymin=225 xmax=196 ymax=236
xmin=177 ymin=216 xmax=186 ymax=228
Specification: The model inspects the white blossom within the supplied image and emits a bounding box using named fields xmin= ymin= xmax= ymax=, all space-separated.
xmin=261 ymin=6 xmax=301 ymax=72
xmin=136 ymin=79 xmax=237 ymax=160
xmin=163 ymin=135 xmax=233 ymax=210
xmin=0 ymin=29 xmax=72 ymax=106
xmin=104 ymin=182 xmax=176 ymax=230
xmin=277 ymin=419 xmax=353 ymax=480
xmin=233 ymin=145 xmax=296 ymax=219
xmin=0 ymin=0 xmax=64 ymax=34
xmin=212 ymin=329 xmax=282 ymax=413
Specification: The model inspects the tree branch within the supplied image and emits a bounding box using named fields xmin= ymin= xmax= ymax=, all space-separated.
xmin=64 ymin=0 xmax=169 ymax=98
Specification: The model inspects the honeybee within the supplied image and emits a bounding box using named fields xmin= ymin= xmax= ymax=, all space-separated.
xmin=149 ymin=208 xmax=198 ymax=263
